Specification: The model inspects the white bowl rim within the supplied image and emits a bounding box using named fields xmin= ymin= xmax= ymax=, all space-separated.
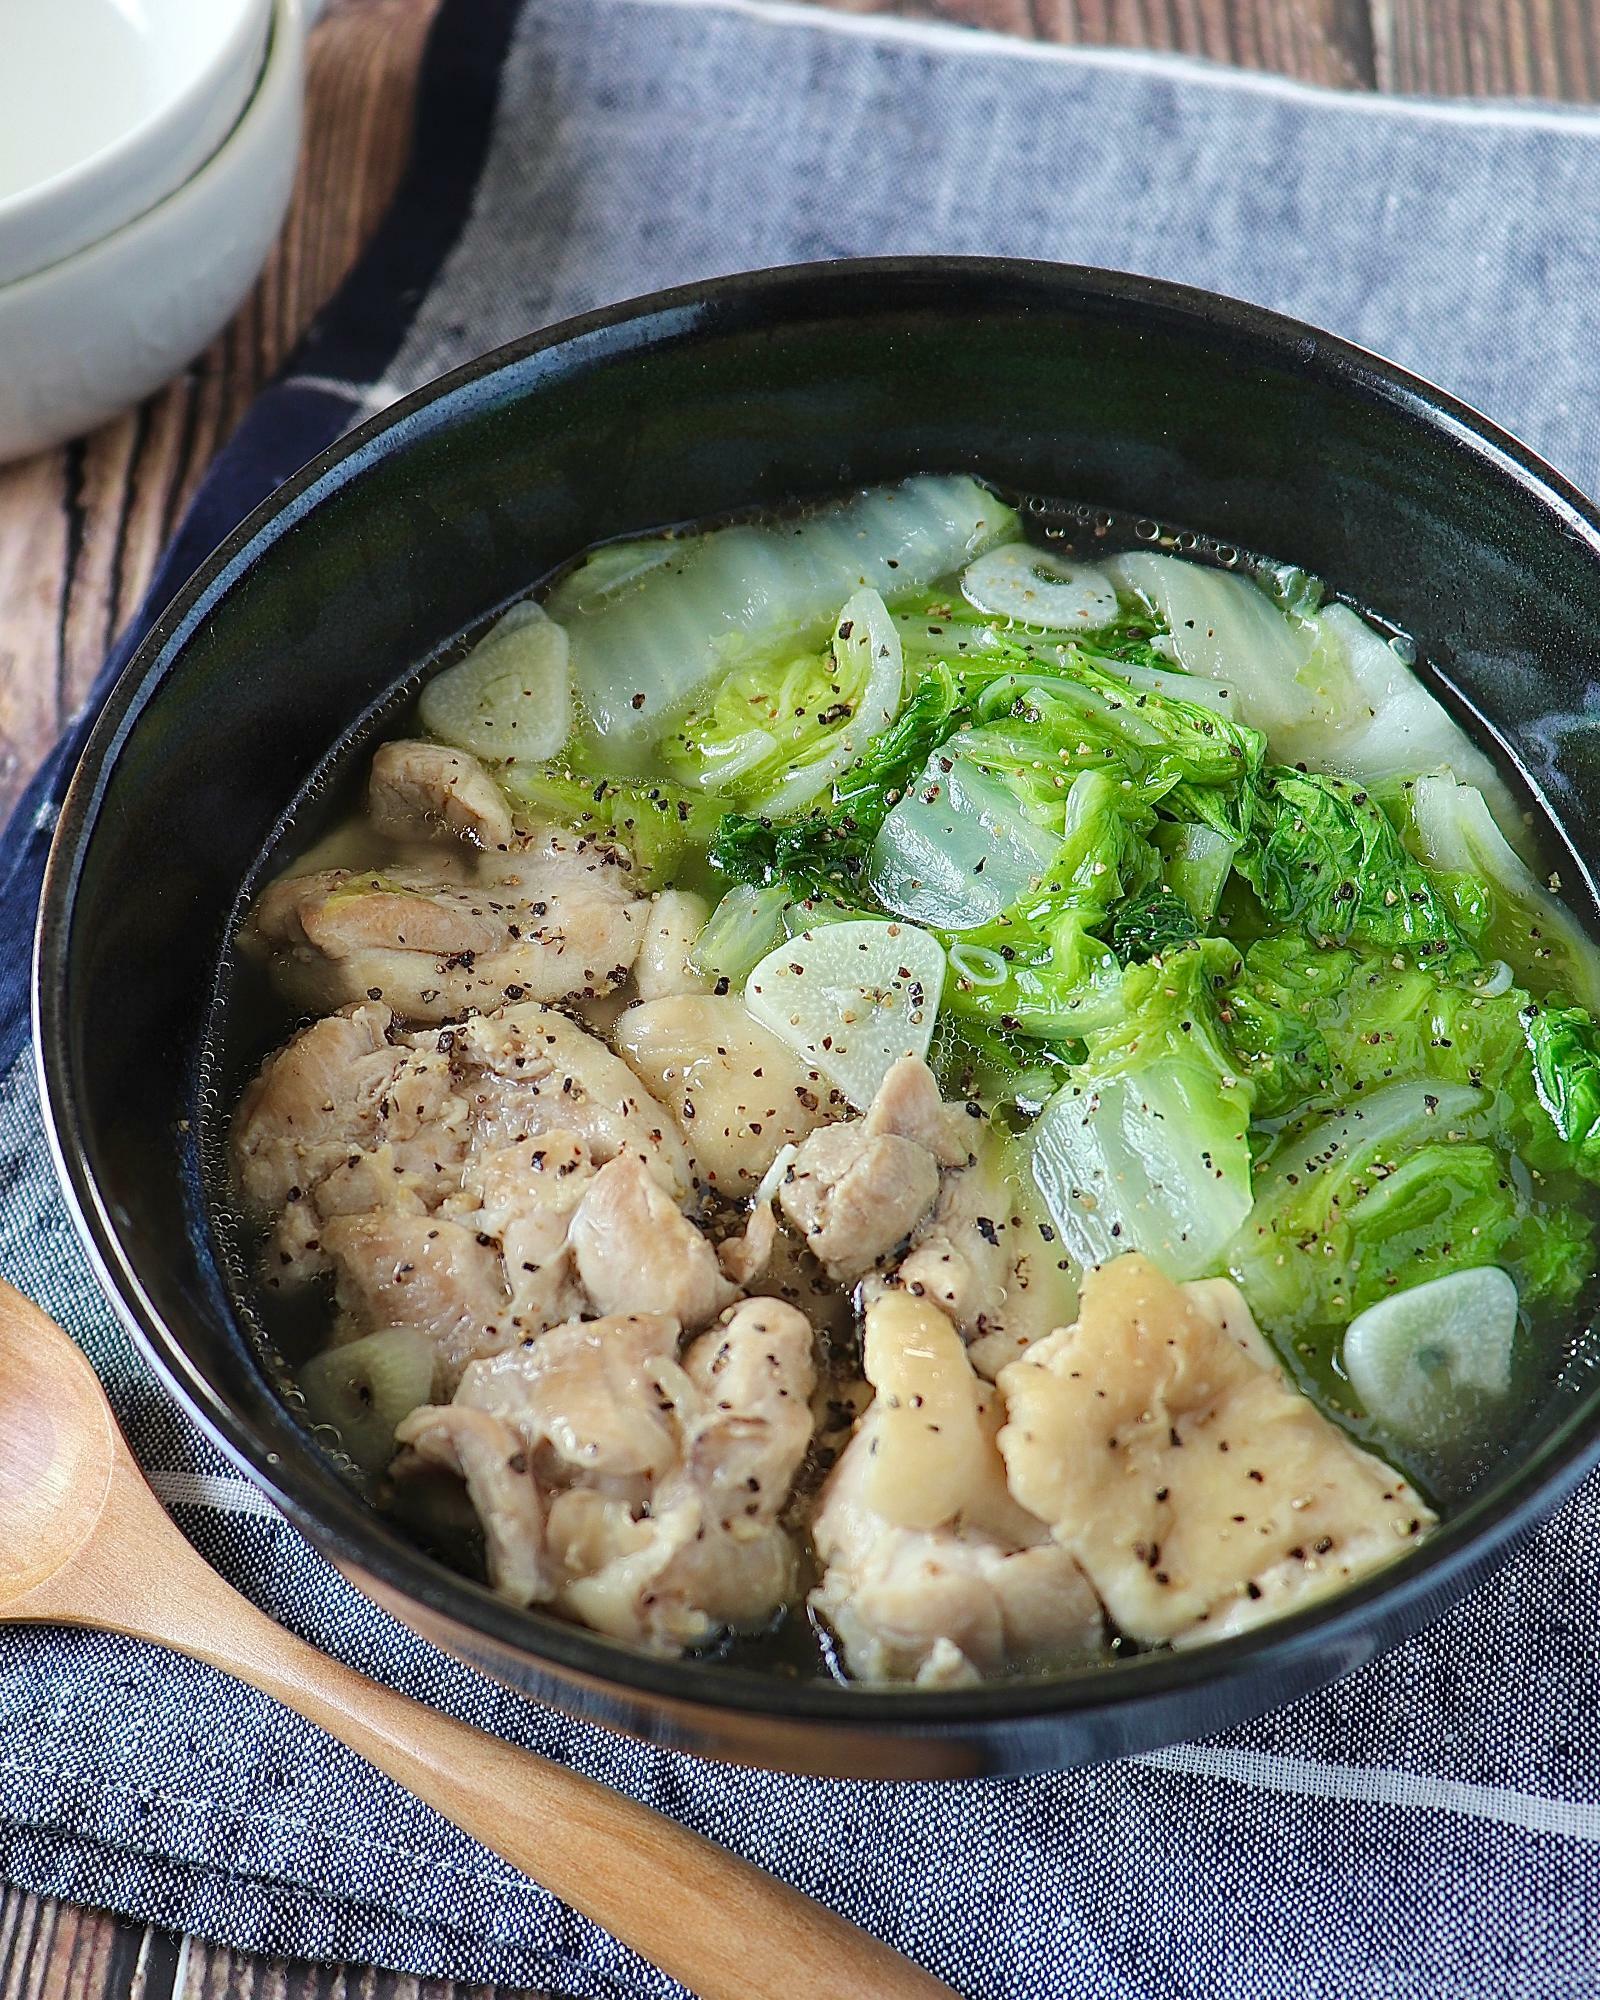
xmin=0 ymin=0 xmax=299 ymax=307
xmin=0 ymin=0 xmax=274 ymax=280
xmin=0 ymin=0 xmax=302 ymax=461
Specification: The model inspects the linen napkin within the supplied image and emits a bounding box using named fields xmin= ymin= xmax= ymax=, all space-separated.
xmin=4 ymin=2 xmax=1600 ymax=1994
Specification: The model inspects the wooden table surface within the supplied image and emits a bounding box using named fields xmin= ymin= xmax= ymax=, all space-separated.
xmin=0 ymin=0 xmax=1595 ymax=1994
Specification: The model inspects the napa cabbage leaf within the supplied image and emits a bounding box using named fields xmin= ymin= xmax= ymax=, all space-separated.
xmin=690 ymin=882 xmax=793 ymax=985
xmin=709 ymin=660 xmax=979 ymax=899
xmin=498 ymin=762 xmax=721 ymax=892
xmin=1395 ymin=772 xmax=1600 ymax=1009
xmin=1218 ymin=932 xmax=1600 ymax=1183
xmin=1237 ymin=770 xmax=1471 ymax=961
xmin=957 ymin=656 xmax=1265 ymax=812
xmin=1281 ymin=603 xmax=1515 ymax=819
xmin=1228 ymin=1079 xmax=1590 ymax=1339
xmin=659 ymin=587 xmax=904 ymax=811
xmin=1525 ymin=1003 xmax=1600 ymax=1174
xmin=934 ymin=769 xmax=1161 ymax=1038
xmin=715 ymin=636 xmax=1265 ymax=912
xmin=1105 ymin=549 xmax=1318 ymax=737
xmin=1151 ymin=821 xmax=1238 ymax=925
xmin=866 ymin=741 xmax=1064 ymax=931
xmin=1220 ymin=936 xmax=1524 ymax=1121
xmin=558 ymin=475 xmax=1018 ymax=746
xmin=1108 ymin=888 xmax=1201 ymax=963
xmin=1030 ymin=939 xmax=1255 ymax=1279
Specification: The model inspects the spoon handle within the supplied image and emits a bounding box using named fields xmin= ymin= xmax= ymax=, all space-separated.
xmin=63 ymin=1464 xmax=958 ymax=2000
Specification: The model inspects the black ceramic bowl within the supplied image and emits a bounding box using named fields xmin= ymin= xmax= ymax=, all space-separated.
xmin=34 ymin=259 xmax=1600 ymax=1779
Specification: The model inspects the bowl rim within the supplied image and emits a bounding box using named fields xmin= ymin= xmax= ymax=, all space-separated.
xmin=0 ymin=0 xmax=273 ymax=287
xmin=34 ymin=256 xmax=1600 ymax=1741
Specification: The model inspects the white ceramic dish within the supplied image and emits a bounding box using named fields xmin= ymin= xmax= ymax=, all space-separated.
xmin=0 ymin=0 xmax=274 ymax=288
xmin=0 ymin=0 xmax=304 ymax=463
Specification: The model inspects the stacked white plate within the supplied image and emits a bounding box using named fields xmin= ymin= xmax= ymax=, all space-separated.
xmin=0 ymin=0 xmax=308 ymax=461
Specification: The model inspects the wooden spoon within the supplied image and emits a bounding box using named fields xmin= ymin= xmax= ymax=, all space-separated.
xmin=0 ymin=1281 xmax=957 ymax=2000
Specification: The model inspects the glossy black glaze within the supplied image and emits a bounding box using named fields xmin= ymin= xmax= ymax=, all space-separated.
xmin=33 ymin=260 xmax=1600 ymax=1777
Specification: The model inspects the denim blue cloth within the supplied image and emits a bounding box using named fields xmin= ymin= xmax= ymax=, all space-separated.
xmin=5 ymin=3 xmax=1600 ymax=1994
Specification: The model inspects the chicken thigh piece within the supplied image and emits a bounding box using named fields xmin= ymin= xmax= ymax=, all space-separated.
xmin=810 ymin=1291 xmax=1104 ymax=1686
xmin=446 ymin=1001 xmax=694 ymax=1200
xmin=632 ymin=890 xmax=712 ymax=1003
xmin=254 ymin=834 xmax=648 ymax=1023
xmin=367 ymin=739 xmax=517 ymax=850
xmin=393 ymin=1403 xmax=548 ymax=1602
xmin=233 ymin=1001 xmax=409 ymax=1220
xmin=563 ymin=1299 xmax=819 ymax=1645
xmin=234 ymin=1000 xmax=476 ymax=1286
xmin=398 ymin=1302 xmax=817 ymax=1652
xmin=454 ymin=1312 xmax=690 ymax=1496
xmin=568 ymin=1155 xmax=736 ymax=1329
xmin=680 ymin=1297 xmax=817 ymax=1529
xmin=862 ymin=1056 xmax=973 ymax=1169
xmin=998 ymin=1254 xmax=1438 ymax=1647
xmin=776 ymin=1057 xmax=970 ymax=1283
xmin=454 ymin=1129 xmax=594 ymax=1332
xmin=252 ymin=825 xmax=649 ymax=1022
xmin=613 ymin=993 xmax=841 ymax=1194
xmin=251 ymin=738 xmax=650 ymax=1019
xmin=323 ymin=1211 xmax=515 ymax=1386
xmin=234 ymin=998 xmax=700 ymax=1386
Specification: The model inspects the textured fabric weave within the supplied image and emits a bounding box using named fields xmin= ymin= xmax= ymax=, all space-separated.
xmin=4 ymin=2 xmax=1600 ymax=1993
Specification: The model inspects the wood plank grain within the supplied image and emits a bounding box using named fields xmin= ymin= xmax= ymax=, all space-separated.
xmin=166 ymin=1939 xmax=537 ymax=2000
xmin=0 ymin=1895 xmax=177 ymax=2000
xmin=1375 ymin=0 xmax=1600 ymax=96
xmin=827 ymin=0 xmax=1377 ymax=84
xmin=1026 ymin=0 xmax=1376 ymax=85
xmin=0 ymin=1897 xmax=558 ymax=2000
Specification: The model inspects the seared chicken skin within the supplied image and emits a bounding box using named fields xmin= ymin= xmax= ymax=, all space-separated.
xmin=810 ymin=1291 xmax=1104 ymax=1685
xmin=998 ymin=1255 xmax=1438 ymax=1646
